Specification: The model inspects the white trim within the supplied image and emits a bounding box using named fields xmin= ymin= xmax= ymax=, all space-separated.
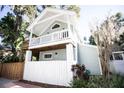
xmin=81 ymin=44 xmax=98 ymax=48
xmin=26 ymin=60 xmax=77 ymax=63
xmin=25 ymin=50 xmax=32 ymax=62
xmin=112 ymin=52 xmax=124 ymax=61
xmin=43 ymin=53 xmax=53 ymax=60
xmin=36 ymin=13 xmax=64 ymax=27
xmin=39 ymin=19 xmax=69 ymax=36
xmin=27 ymin=8 xmax=76 ymax=31
xmin=29 ymin=39 xmax=75 ymax=50
xmin=112 ymin=51 xmax=124 ymax=53
xmin=51 ymin=23 xmax=61 ymax=30
xmin=27 ymin=13 xmax=64 ymax=31
xmin=39 ymin=19 xmax=57 ymax=36
xmin=66 ymin=14 xmax=71 ymax=38
xmin=27 ymin=8 xmax=49 ymax=31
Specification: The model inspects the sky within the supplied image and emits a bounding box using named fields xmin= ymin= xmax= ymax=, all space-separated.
xmin=78 ymin=5 xmax=124 ymax=41
xmin=0 ymin=5 xmax=124 ymax=43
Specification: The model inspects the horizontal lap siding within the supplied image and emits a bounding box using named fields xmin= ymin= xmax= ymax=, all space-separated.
xmin=0 ymin=62 xmax=24 ymax=80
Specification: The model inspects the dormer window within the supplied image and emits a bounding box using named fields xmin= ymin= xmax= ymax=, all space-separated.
xmin=52 ymin=24 xmax=60 ymax=29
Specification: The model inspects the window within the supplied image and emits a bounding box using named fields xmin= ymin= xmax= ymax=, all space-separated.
xmin=43 ymin=53 xmax=53 ymax=59
xmin=114 ymin=53 xmax=123 ymax=60
xmin=51 ymin=24 xmax=60 ymax=29
xmin=110 ymin=55 xmax=113 ymax=60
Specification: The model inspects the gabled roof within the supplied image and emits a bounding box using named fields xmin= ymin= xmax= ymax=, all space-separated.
xmin=27 ymin=8 xmax=76 ymax=31
xmin=27 ymin=8 xmax=77 ymax=36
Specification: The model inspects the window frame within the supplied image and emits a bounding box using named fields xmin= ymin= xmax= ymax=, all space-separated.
xmin=43 ymin=53 xmax=53 ymax=59
xmin=51 ymin=23 xmax=60 ymax=30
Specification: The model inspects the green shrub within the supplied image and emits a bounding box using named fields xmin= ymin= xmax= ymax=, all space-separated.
xmin=1 ymin=54 xmax=19 ymax=63
xmin=109 ymin=74 xmax=124 ymax=88
xmin=70 ymin=74 xmax=124 ymax=88
xmin=71 ymin=64 xmax=90 ymax=80
xmin=70 ymin=79 xmax=88 ymax=88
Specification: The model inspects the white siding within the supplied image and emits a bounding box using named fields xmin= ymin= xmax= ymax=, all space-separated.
xmin=23 ymin=61 xmax=73 ymax=86
xmin=110 ymin=60 xmax=124 ymax=75
xmin=42 ymin=21 xmax=67 ymax=36
xmin=39 ymin=49 xmax=66 ymax=61
xmin=78 ymin=44 xmax=102 ymax=75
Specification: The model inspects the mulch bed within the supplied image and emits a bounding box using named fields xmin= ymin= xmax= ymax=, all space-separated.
xmin=19 ymin=80 xmax=67 ymax=88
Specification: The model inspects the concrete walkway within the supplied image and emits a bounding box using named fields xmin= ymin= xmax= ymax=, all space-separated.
xmin=0 ymin=78 xmax=41 ymax=88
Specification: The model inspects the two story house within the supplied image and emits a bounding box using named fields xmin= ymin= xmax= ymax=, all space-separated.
xmin=23 ymin=8 xmax=102 ymax=86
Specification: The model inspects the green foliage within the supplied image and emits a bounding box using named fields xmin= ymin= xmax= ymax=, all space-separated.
xmin=113 ymin=12 xmax=124 ymax=50
xmin=1 ymin=54 xmax=19 ymax=63
xmin=116 ymin=32 xmax=124 ymax=51
xmin=70 ymin=74 xmax=124 ymax=88
xmin=42 ymin=5 xmax=80 ymax=17
xmin=115 ymin=12 xmax=124 ymax=26
xmin=0 ymin=5 xmax=81 ymax=63
xmin=89 ymin=35 xmax=96 ymax=45
xmin=71 ymin=64 xmax=90 ymax=80
xmin=66 ymin=5 xmax=80 ymax=17
xmin=70 ymin=79 xmax=88 ymax=88
xmin=0 ymin=13 xmax=28 ymax=55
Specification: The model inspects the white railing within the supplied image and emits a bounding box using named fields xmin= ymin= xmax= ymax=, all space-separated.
xmin=29 ymin=29 xmax=69 ymax=47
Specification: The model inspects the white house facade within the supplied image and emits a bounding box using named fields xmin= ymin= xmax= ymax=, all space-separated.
xmin=23 ymin=8 xmax=102 ymax=86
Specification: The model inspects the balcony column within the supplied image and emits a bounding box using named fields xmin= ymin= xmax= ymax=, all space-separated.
xmin=66 ymin=14 xmax=72 ymax=38
xmin=25 ymin=50 xmax=32 ymax=62
xmin=29 ymin=29 xmax=33 ymax=46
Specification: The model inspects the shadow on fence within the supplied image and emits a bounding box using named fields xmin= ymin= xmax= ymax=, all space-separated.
xmin=0 ymin=62 xmax=24 ymax=80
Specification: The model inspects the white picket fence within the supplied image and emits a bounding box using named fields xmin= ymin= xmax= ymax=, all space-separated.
xmin=23 ymin=61 xmax=73 ymax=86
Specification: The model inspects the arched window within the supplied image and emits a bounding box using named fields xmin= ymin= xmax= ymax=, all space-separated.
xmin=51 ymin=24 xmax=60 ymax=29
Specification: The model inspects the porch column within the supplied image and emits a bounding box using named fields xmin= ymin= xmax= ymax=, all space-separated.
xmin=66 ymin=43 xmax=74 ymax=62
xmin=66 ymin=43 xmax=75 ymax=86
xmin=25 ymin=50 xmax=32 ymax=62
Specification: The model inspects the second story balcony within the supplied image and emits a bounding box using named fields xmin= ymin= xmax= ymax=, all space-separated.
xmin=29 ymin=29 xmax=71 ymax=48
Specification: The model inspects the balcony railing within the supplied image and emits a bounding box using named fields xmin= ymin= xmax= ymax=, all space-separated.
xmin=29 ymin=29 xmax=69 ymax=47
